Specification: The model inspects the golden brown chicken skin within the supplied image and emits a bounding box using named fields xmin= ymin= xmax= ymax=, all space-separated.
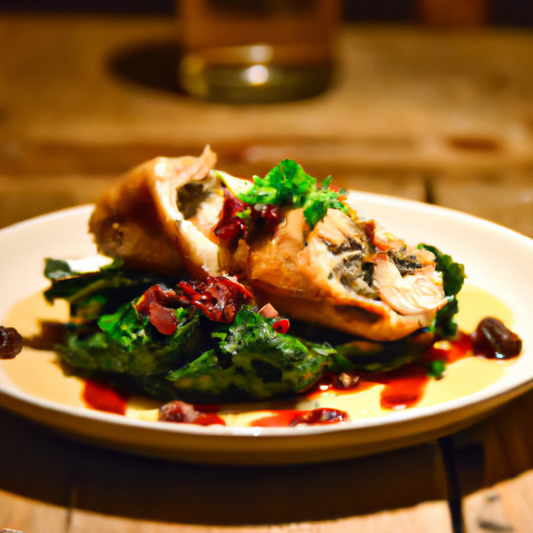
xmin=224 ymin=207 xmax=445 ymax=340
xmin=90 ymin=146 xmax=218 ymax=276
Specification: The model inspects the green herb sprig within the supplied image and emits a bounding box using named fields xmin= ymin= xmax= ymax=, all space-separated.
xmin=233 ymin=160 xmax=348 ymax=229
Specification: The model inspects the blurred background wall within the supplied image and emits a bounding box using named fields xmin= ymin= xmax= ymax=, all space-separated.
xmin=0 ymin=0 xmax=532 ymax=27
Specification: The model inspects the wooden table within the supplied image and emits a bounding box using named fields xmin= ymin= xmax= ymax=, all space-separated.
xmin=1 ymin=14 xmax=533 ymax=533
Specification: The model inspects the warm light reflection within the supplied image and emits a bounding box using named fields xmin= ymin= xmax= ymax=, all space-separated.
xmin=242 ymin=64 xmax=269 ymax=85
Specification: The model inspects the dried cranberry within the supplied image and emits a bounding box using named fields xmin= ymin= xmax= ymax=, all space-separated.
xmin=214 ymin=188 xmax=285 ymax=244
xmin=159 ymin=400 xmax=199 ymax=423
xmin=259 ymin=204 xmax=284 ymax=232
xmin=471 ymin=317 xmax=522 ymax=359
xmin=83 ymin=379 xmax=128 ymax=415
xmin=178 ymin=276 xmax=253 ymax=323
xmin=134 ymin=285 xmax=181 ymax=335
xmin=135 ymin=277 xmax=254 ymax=332
xmin=214 ymin=188 xmax=249 ymax=243
xmin=0 ymin=326 xmax=23 ymax=360
xmin=158 ymin=400 xmax=225 ymax=426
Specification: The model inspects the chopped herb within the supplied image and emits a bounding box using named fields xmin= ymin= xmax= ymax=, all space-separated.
xmin=303 ymin=175 xmax=348 ymax=229
xmin=237 ymin=159 xmax=316 ymax=207
xmin=220 ymin=160 xmax=348 ymax=230
xmin=57 ymin=303 xmax=201 ymax=380
xmin=44 ymin=258 xmax=78 ymax=280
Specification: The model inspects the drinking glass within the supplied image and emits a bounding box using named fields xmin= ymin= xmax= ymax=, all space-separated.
xmin=178 ymin=0 xmax=342 ymax=104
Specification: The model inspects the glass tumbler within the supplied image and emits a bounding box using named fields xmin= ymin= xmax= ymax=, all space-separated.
xmin=178 ymin=0 xmax=342 ymax=104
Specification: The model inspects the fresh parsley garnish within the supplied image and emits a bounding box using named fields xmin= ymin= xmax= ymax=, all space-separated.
xmin=231 ymin=160 xmax=348 ymax=229
xmin=303 ymin=175 xmax=348 ymax=229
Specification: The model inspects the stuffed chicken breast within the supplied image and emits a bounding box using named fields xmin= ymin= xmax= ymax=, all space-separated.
xmin=89 ymin=148 xmax=452 ymax=341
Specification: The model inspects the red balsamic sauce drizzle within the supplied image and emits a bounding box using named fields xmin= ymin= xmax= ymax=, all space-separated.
xmin=309 ymin=333 xmax=476 ymax=411
xmin=82 ymin=379 xmax=128 ymax=415
xmin=376 ymin=364 xmax=429 ymax=410
xmin=82 ymin=384 xmax=226 ymax=425
xmin=79 ymin=322 xmax=522 ymax=421
xmin=311 ymin=365 xmax=430 ymax=411
xmin=191 ymin=413 xmax=226 ymax=426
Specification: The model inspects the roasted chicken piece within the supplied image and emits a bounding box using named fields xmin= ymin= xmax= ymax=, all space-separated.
xmin=232 ymin=207 xmax=446 ymax=340
xmin=90 ymin=146 xmax=220 ymax=277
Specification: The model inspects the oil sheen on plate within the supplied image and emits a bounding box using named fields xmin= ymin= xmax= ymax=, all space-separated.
xmin=2 ymin=284 xmax=516 ymax=426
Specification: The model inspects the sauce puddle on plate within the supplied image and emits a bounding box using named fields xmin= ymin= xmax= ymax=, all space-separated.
xmin=1 ymin=285 xmax=517 ymax=427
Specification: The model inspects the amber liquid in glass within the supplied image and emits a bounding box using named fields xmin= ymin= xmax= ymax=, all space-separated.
xmin=178 ymin=0 xmax=341 ymax=103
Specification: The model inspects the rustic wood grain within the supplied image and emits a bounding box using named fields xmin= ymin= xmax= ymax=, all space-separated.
xmin=464 ymin=472 xmax=533 ymax=533
xmin=432 ymin=170 xmax=533 ymax=238
xmin=0 ymin=490 xmax=67 ymax=533
xmin=0 ymin=175 xmax=116 ymax=229
xmin=3 ymin=16 xmax=533 ymax=176
xmin=2 ymin=15 xmax=533 ymax=238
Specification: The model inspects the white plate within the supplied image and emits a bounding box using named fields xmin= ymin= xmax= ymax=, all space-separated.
xmin=1 ymin=196 xmax=532 ymax=465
